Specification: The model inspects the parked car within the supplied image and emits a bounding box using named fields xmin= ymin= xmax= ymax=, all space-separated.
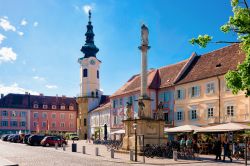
xmin=7 ymin=134 xmax=15 ymax=142
xmin=27 ymin=135 xmax=45 ymax=146
xmin=41 ymin=136 xmax=67 ymax=147
xmin=1 ymin=134 xmax=10 ymax=141
xmin=11 ymin=134 xmax=21 ymax=143
xmin=66 ymin=133 xmax=79 ymax=140
xmin=23 ymin=134 xmax=31 ymax=144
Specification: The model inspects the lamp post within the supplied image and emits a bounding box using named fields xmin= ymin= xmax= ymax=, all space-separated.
xmin=133 ymin=121 xmax=138 ymax=162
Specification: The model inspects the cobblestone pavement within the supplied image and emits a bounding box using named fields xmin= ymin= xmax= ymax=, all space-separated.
xmin=0 ymin=140 xmax=245 ymax=166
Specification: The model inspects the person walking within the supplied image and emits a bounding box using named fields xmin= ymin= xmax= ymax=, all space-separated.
xmin=214 ymin=137 xmax=222 ymax=160
xmin=223 ymin=140 xmax=233 ymax=162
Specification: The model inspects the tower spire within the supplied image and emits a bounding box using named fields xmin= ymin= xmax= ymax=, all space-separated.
xmin=80 ymin=10 xmax=99 ymax=58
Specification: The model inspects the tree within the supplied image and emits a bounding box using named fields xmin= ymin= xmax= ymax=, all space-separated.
xmin=190 ymin=0 xmax=250 ymax=96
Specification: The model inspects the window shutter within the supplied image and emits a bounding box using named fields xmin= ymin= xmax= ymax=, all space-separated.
xmin=188 ymin=88 xmax=191 ymax=98
xmin=188 ymin=110 xmax=191 ymax=120
xmin=206 ymin=84 xmax=209 ymax=94
xmin=182 ymin=89 xmax=186 ymax=99
xmin=196 ymin=109 xmax=200 ymax=120
xmin=174 ymin=112 xmax=177 ymax=121
xmin=197 ymin=86 xmax=201 ymax=96
xmin=182 ymin=111 xmax=185 ymax=121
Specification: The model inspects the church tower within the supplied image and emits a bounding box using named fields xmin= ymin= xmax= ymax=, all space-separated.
xmin=77 ymin=10 xmax=102 ymax=140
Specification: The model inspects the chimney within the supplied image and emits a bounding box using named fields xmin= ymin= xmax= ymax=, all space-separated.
xmin=39 ymin=93 xmax=44 ymax=96
xmin=25 ymin=92 xmax=29 ymax=95
xmin=1 ymin=94 xmax=4 ymax=99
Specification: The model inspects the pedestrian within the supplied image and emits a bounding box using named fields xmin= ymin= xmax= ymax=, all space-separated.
xmin=223 ymin=140 xmax=232 ymax=162
xmin=213 ymin=137 xmax=222 ymax=160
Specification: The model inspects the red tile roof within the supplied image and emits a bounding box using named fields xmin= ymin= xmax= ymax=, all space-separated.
xmin=110 ymin=60 xmax=188 ymax=97
xmin=176 ymin=44 xmax=246 ymax=85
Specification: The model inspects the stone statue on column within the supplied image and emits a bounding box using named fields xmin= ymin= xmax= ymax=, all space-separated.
xmin=126 ymin=102 xmax=133 ymax=119
xmin=138 ymin=99 xmax=145 ymax=118
xmin=157 ymin=101 xmax=164 ymax=120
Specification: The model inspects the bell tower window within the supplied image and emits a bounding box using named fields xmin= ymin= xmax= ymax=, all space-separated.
xmin=83 ymin=69 xmax=88 ymax=77
xmin=97 ymin=70 xmax=99 ymax=79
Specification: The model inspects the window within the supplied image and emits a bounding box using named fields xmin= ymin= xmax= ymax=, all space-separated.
xmin=52 ymin=105 xmax=57 ymax=109
xmin=33 ymin=104 xmax=38 ymax=108
xmin=191 ymin=109 xmax=197 ymax=120
xmin=113 ymin=100 xmax=116 ymax=108
xmin=119 ymin=98 xmax=123 ymax=106
xmin=10 ymin=121 xmax=17 ymax=127
xmin=42 ymin=112 xmax=47 ymax=119
xmin=33 ymin=112 xmax=38 ymax=118
xmin=177 ymin=112 xmax=183 ymax=121
xmin=60 ymin=113 xmax=65 ymax=119
xmin=33 ymin=122 xmax=37 ymax=127
xmin=69 ymin=105 xmax=74 ymax=110
xmin=60 ymin=122 xmax=65 ymax=127
xmin=1 ymin=121 xmax=8 ymax=126
xmin=43 ymin=104 xmax=48 ymax=109
xmin=69 ymin=123 xmax=74 ymax=128
xmin=84 ymin=118 xmax=87 ymax=126
xmin=190 ymin=86 xmax=200 ymax=98
xmin=11 ymin=111 xmax=17 ymax=117
xmin=52 ymin=113 xmax=56 ymax=119
xmin=52 ymin=122 xmax=56 ymax=127
xmin=83 ymin=68 xmax=88 ymax=77
xmin=60 ymin=105 xmax=65 ymax=110
xmin=113 ymin=116 xmax=117 ymax=125
xmin=227 ymin=106 xmax=234 ymax=116
xmin=42 ymin=122 xmax=46 ymax=127
xmin=164 ymin=113 xmax=169 ymax=122
xmin=97 ymin=70 xmax=99 ymax=79
xmin=1 ymin=110 xmax=8 ymax=116
xmin=176 ymin=89 xmax=185 ymax=100
xmin=206 ymin=82 xmax=215 ymax=94
xmin=208 ymin=107 xmax=214 ymax=118
xmin=19 ymin=121 xmax=26 ymax=127
xmin=129 ymin=96 xmax=133 ymax=104
xmin=69 ymin=113 xmax=74 ymax=119
xmin=20 ymin=112 xmax=26 ymax=117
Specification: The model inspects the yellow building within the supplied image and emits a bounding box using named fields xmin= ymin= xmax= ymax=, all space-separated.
xmin=174 ymin=44 xmax=249 ymax=126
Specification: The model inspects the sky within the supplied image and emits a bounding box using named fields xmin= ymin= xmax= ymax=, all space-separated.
xmin=0 ymin=0 xmax=239 ymax=97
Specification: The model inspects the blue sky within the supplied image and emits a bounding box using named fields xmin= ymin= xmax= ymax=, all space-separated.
xmin=0 ymin=0 xmax=238 ymax=97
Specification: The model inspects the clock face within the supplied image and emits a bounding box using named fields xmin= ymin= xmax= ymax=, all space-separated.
xmin=89 ymin=59 xmax=95 ymax=65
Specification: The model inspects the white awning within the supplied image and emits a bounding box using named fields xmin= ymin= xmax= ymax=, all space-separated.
xmin=110 ymin=129 xmax=125 ymax=135
xmin=195 ymin=122 xmax=250 ymax=133
xmin=164 ymin=125 xmax=202 ymax=133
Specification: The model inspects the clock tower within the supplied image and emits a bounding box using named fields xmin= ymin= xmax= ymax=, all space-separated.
xmin=77 ymin=10 xmax=102 ymax=140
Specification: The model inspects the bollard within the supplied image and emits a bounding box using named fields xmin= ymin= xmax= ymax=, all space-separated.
xmin=72 ymin=143 xmax=77 ymax=152
xmin=130 ymin=150 xmax=134 ymax=161
xmin=173 ymin=150 xmax=177 ymax=161
xmin=63 ymin=144 xmax=66 ymax=151
xmin=95 ymin=147 xmax=99 ymax=156
xmin=111 ymin=148 xmax=114 ymax=158
xmin=82 ymin=146 xmax=86 ymax=154
xmin=55 ymin=143 xmax=58 ymax=150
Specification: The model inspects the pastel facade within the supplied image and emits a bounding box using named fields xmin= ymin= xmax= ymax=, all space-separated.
xmin=0 ymin=108 xmax=30 ymax=135
xmin=0 ymin=93 xmax=78 ymax=134
xmin=89 ymin=102 xmax=111 ymax=139
xmin=174 ymin=44 xmax=249 ymax=126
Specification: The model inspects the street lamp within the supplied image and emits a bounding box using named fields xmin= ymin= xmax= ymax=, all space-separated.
xmin=133 ymin=121 xmax=137 ymax=162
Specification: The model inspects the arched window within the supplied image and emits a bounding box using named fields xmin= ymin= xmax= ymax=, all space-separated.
xmin=83 ymin=69 xmax=88 ymax=77
xmin=97 ymin=70 xmax=99 ymax=79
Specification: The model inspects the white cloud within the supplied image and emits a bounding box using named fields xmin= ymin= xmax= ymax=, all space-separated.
xmin=0 ymin=17 xmax=16 ymax=32
xmin=0 ymin=34 xmax=6 ymax=44
xmin=33 ymin=21 xmax=38 ymax=27
xmin=82 ymin=5 xmax=92 ymax=15
xmin=17 ymin=31 xmax=24 ymax=36
xmin=46 ymin=85 xmax=58 ymax=89
xmin=33 ymin=76 xmax=45 ymax=81
xmin=0 ymin=47 xmax=17 ymax=63
xmin=20 ymin=19 xmax=27 ymax=26
xmin=0 ymin=83 xmax=39 ymax=95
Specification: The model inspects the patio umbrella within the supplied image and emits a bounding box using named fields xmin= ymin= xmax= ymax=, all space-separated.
xmin=110 ymin=129 xmax=125 ymax=135
xmin=164 ymin=125 xmax=202 ymax=133
xmin=195 ymin=122 xmax=250 ymax=133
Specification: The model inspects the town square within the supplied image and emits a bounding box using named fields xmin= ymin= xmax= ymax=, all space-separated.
xmin=0 ymin=0 xmax=250 ymax=165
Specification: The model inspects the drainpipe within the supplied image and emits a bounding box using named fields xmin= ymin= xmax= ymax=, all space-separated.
xmin=217 ymin=76 xmax=221 ymax=124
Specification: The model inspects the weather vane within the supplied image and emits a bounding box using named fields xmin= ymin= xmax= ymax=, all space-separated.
xmin=88 ymin=10 xmax=91 ymax=22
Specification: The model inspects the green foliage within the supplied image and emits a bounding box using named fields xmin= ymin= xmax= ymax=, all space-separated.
xmin=189 ymin=35 xmax=212 ymax=48
xmin=190 ymin=0 xmax=250 ymax=96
